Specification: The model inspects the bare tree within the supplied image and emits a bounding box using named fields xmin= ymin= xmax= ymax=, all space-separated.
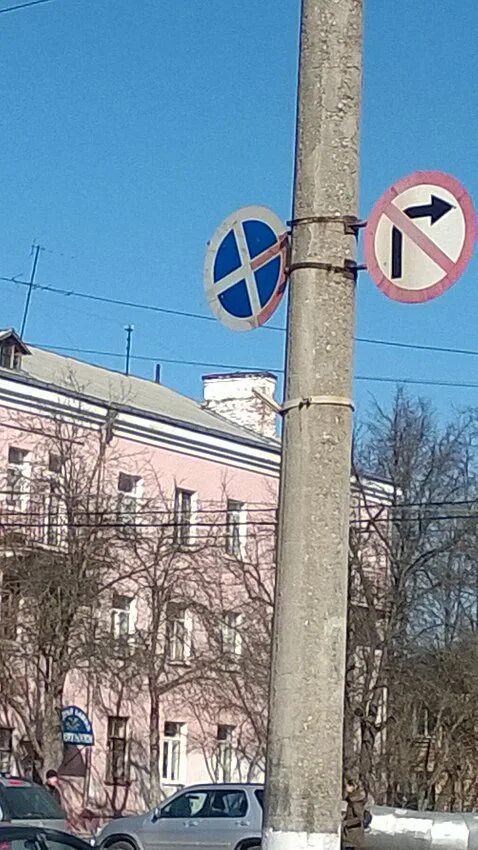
xmin=346 ymin=388 xmax=478 ymax=807
xmin=186 ymin=508 xmax=276 ymax=782
xmin=0 ymin=408 xmax=137 ymax=773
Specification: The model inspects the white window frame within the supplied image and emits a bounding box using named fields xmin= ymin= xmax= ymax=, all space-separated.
xmin=174 ymin=488 xmax=197 ymax=546
xmin=221 ymin=611 xmax=243 ymax=657
xmin=6 ymin=447 xmax=30 ymax=510
xmin=162 ymin=721 xmax=187 ymax=785
xmin=111 ymin=593 xmax=137 ymax=641
xmin=44 ymin=452 xmax=62 ymax=546
xmin=166 ymin=605 xmax=192 ymax=663
xmin=226 ymin=499 xmax=247 ymax=558
xmin=215 ymin=724 xmax=235 ymax=783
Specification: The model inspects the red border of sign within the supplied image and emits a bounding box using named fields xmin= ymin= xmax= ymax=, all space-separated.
xmin=255 ymin=233 xmax=289 ymax=327
xmin=364 ymin=171 xmax=477 ymax=303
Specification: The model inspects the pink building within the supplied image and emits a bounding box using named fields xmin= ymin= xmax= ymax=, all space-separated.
xmin=0 ymin=330 xmax=392 ymax=827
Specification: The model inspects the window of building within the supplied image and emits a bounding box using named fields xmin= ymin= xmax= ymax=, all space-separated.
xmin=221 ymin=611 xmax=243 ymax=657
xmin=415 ymin=705 xmax=437 ymax=738
xmin=215 ymin=724 xmax=235 ymax=783
xmin=0 ymin=572 xmax=21 ymax=642
xmin=111 ymin=593 xmax=135 ymax=641
xmin=6 ymin=447 xmax=29 ymax=508
xmin=226 ymin=499 xmax=245 ymax=558
xmin=0 ymin=728 xmax=12 ymax=773
xmin=166 ymin=604 xmax=192 ymax=663
xmin=45 ymin=454 xmax=62 ymax=545
xmin=0 ymin=344 xmax=22 ymax=371
xmin=48 ymin=453 xmax=62 ymax=475
xmin=106 ymin=716 xmax=128 ymax=784
xmin=162 ymin=721 xmax=186 ymax=784
xmin=117 ymin=473 xmax=141 ymax=527
xmin=45 ymin=485 xmax=61 ymax=545
xmin=174 ymin=489 xmax=196 ymax=546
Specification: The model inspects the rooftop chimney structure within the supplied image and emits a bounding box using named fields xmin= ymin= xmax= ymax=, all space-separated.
xmin=202 ymin=372 xmax=278 ymax=439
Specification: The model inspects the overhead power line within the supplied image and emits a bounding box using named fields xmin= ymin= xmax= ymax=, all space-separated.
xmin=25 ymin=341 xmax=478 ymax=390
xmin=356 ymin=337 xmax=478 ymax=359
xmin=0 ymin=0 xmax=57 ymax=14
xmin=0 ymin=275 xmax=285 ymax=331
xmin=355 ymin=375 xmax=478 ymax=390
xmin=6 ymin=273 xmax=478 ymax=365
xmin=1 ymin=512 xmax=478 ymax=532
xmin=31 ymin=342 xmax=283 ymax=373
xmin=3 ymin=273 xmax=478 ymax=388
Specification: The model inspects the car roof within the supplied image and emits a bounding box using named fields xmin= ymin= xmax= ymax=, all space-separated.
xmin=177 ymin=783 xmax=263 ymax=791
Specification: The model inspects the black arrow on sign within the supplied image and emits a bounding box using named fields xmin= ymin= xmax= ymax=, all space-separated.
xmin=392 ymin=226 xmax=403 ymax=279
xmin=391 ymin=195 xmax=453 ymax=279
xmin=404 ymin=195 xmax=453 ymax=224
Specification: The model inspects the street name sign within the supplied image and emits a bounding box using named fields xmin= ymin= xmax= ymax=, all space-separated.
xmin=62 ymin=705 xmax=94 ymax=746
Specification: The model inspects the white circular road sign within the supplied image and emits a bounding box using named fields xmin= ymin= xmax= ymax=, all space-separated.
xmin=364 ymin=171 xmax=476 ymax=303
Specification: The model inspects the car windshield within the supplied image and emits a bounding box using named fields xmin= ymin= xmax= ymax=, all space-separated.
xmin=1 ymin=788 xmax=64 ymax=820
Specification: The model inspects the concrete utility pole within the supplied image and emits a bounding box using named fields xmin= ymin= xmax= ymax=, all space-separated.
xmin=263 ymin=1 xmax=362 ymax=849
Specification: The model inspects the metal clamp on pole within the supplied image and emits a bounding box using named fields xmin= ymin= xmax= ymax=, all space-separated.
xmin=287 ymin=214 xmax=367 ymax=235
xmin=281 ymin=395 xmax=355 ymax=415
xmin=287 ymin=259 xmax=365 ymax=281
xmin=253 ymin=389 xmax=355 ymax=416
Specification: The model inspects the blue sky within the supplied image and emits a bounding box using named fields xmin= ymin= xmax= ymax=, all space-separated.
xmin=1 ymin=0 xmax=478 ymax=419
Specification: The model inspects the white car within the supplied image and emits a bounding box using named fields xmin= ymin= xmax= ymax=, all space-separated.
xmin=97 ymin=783 xmax=263 ymax=850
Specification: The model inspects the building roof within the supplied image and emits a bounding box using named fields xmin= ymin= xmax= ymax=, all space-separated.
xmin=0 ymin=338 xmax=280 ymax=451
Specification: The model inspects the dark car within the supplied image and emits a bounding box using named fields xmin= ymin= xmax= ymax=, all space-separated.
xmin=0 ymin=779 xmax=66 ymax=830
xmin=0 ymin=825 xmax=88 ymax=850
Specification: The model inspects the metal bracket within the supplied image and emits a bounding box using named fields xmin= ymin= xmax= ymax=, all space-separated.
xmin=287 ymin=259 xmax=366 ymax=280
xmin=282 ymin=395 xmax=355 ymax=414
xmin=287 ymin=214 xmax=367 ymax=235
xmin=253 ymin=389 xmax=354 ymax=416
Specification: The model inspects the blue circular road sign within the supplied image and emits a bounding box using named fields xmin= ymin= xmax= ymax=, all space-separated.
xmin=204 ymin=206 xmax=288 ymax=331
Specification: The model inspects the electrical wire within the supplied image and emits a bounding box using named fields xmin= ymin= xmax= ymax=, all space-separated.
xmin=355 ymin=375 xmax=478 ymax=390
xmin=0 ymin=275 xmax=285 ymax=332
xmin=3 ymin=493 xmax=478 ymax=512
xmin=356 ymin=337 xmax=478 ymax=359
xmin=3 ymin=273 xmax=478 ymax=387
xmin=1 ymin=509 xmax=478 ymax=530
xmin=0 ymin=0 xmax=58 ymax=13
xmin=31 ymin=343 xmax=283 ymax=374
xmin=0 ymin=516 xmax=476 ymax=533
xmin=7 ymin=272 xmax=478 ymax=363
xmin=25 ymin=341 xmax=478 ymax=390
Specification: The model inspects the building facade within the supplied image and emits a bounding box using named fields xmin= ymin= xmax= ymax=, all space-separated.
xmin=0 ymin=330 xmax=391 ymax=827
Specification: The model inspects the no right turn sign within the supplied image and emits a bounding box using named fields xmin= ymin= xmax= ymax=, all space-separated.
xmin=364 ymin=171 xmax=476 ymax=303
